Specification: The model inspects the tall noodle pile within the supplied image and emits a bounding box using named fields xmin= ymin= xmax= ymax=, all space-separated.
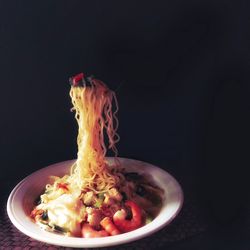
xmin=45 ymin=75 xmax=122 ymax=196
xmin=68 ymin=76 xmax=120 ymax=192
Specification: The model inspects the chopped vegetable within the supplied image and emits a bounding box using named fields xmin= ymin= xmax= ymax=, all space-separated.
xmin=93 ymin=198 xmax=103 ymax=208
xmin=57 ymin=183 xmax=69 ymax=191
xmin=41 ymin=210 xmax=48 ymax=220
xmin=53 ymin=225 xmax=69 ymax=233
xmin=145 ymin=215 xmax=153 ymax=224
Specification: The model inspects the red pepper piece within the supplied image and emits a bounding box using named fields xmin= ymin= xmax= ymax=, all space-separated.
xmin=71 ymin=73 xmax=84 ymax=86
xmin=57 ymin=183 xmax=69 ymax=191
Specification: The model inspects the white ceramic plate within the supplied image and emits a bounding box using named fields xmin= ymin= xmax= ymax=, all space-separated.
xmin=7 ymin=157 xmax=183 ymax=248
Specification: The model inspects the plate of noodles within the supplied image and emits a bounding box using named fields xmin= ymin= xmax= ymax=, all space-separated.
xmin=7 ymin=73 xmax=183 ymax=248
xmin=7 ymin=157 xmax=183 ymax=248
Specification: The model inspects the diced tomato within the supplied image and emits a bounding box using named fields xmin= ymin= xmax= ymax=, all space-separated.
xmin=57 ymin=183 xmax=69 ymax=191
xmin=72 ymin=73 xmax=84 ymax=86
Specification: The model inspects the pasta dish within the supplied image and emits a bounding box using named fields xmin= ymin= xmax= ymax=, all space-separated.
xmin=31 ymin=73 xmax=163 ymax=237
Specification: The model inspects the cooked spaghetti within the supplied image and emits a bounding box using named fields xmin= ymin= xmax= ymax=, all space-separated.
xmin=68 ymin=74 xmax=121 ymax=193
xmin=31 ymin=73 xmax=163 ymax=237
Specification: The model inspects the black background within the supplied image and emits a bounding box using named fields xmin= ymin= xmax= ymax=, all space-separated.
xmin=0 ymin=0 xmax=250 ymax=249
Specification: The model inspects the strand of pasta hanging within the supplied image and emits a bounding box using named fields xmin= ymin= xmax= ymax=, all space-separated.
xmin=68 ymin=73 xmax=121 ymax=193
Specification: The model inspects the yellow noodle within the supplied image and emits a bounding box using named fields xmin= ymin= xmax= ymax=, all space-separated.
xmin=67 ymin=77 xmax=120 ymax=193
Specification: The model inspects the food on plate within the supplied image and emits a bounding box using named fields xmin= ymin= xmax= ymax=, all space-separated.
xmin=30 ymin=73 xmax=163 ymax=237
